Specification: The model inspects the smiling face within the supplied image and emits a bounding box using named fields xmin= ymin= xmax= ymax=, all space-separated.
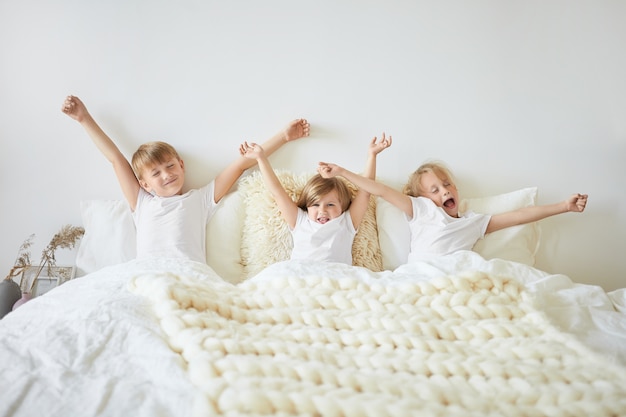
xmin=296 ymin=175 xmax=352 ymax=223
xmin=306 ymin=189 xmax=344 ymax=224
xmin=139 ymin=157 xmax=185 ymax=197
xmin=419 ymin=170 xmax=460 ymax=218
xmin=132 ymin=141 xmax=185 ymax=197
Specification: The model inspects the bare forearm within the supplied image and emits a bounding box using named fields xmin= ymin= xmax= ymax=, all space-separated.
xmin=337 ymin=167 xmax=386 ymax=196
xmin=215 ymin=137 xmax=290 ymax=203
xmin=336 ymin=166 xmax=414 ymax=216
xmin=80 ymin=113 xmax=127 ymax=166
xmin=259 ymin=130 xmax=290 ymax=157
xmin=257 ymin=156 xmax=298 ymax=226
xmin=257 ymin=157 xmax=288 ymax=200
xmin=348 ymin=161 xmax=375 ymax=228
xmin=520 ymin=202 xmax=569 ymax=222
xmin=236 ymin=131 xmax=289 ymax=172
xmin=487 ymin=201 xmax=568 ymax=233
xmin=363 ymin=153 xmax=377 ymax=180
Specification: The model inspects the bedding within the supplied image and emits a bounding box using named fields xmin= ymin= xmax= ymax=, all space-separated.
xmin=0 ymin=259 xmax=197 ymax=417
xmin=4 ymin=179 xmax=624 ymax=416
xmin=1 ymin=253 xmax=625 ymax=416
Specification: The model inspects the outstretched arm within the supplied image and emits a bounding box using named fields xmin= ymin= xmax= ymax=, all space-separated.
xmin=347 ymin=133 xmax=392 ymax=228
xmin=214 ymin=118 xmax=310 ymax=203
xmin=318 ymin=161 xmax=413 ymax=218
xmin=486 ymin=193 xmax=588 ymax=233
xmin=61 ymin=95 xmax=141 ymax=209
xmin=240 ymin=142 xmax=299 ymax=228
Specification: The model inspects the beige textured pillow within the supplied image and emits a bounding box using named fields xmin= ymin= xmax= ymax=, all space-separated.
xmin=239 ymin=170 xmax=383 ymax=278
xmin=460 ymin=187 xmax=540 ymax=266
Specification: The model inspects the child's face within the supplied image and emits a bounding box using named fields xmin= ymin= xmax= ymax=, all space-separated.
xmin=307 ymin=189 xmax=344 ymax=224
xmin=139 ymin=157 xmax=185 ymax=197
xmin=419 ymin=171 xmax=460 ymax=218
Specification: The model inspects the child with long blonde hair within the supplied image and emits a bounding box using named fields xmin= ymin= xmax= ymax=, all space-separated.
xmin=319 ymin=159 xmax=588 ymax=263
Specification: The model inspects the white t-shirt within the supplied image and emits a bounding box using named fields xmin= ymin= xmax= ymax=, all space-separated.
xmin=133 ymin=182 xmax=218 ymax=263
xmin=290 ymin=209 xmax=356 ymax=264
xmin=406 ymin=196 xmax=491 ymax=263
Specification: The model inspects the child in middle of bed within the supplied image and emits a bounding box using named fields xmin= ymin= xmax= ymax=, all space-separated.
xmin=240 ymin=134 xmax=391 ymax=264
xmin=318 ymin=159 xmax=588 ymax=264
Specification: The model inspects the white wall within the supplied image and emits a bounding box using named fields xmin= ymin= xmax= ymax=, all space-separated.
xmin=1 ymin=1 xmax=624 ymax=290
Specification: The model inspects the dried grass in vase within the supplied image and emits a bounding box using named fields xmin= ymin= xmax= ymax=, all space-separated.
xmin=20 ymin=225 xmax=85 ymax=294
xmin=4 ymin=234 xmax=35 ymax=284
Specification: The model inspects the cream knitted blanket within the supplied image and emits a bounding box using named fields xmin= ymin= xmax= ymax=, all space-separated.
xmin=129 ymin=262 xmax=626 ymax=417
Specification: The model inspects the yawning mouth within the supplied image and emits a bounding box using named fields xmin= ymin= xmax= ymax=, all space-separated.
xmin=443 ymin=198 xmax=456 ymax=209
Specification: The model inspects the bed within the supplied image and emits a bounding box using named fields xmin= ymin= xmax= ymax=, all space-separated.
xmin=1 ymin=171 xmax=625 ymax=417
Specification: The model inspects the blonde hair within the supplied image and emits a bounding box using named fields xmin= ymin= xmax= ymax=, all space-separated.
xmin=402 ymin=161 xmax=455 ymax=197
xmin=131 ymin=141 xmax=181 ymax=180
xmin=296 ymin=174 xmax=352 ymax=212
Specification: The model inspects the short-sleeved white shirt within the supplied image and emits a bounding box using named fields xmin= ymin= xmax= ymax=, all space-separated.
xmin=133 ymin=182 xmax=218 ymax=263
xmin=290 ymin=209 xmax=356 ymax=264
xmin=407 ymin=196 xmax=491 ymax=263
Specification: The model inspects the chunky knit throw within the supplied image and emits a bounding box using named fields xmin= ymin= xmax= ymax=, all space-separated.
xmin=130 ymin=264 xmax=626 ymax=417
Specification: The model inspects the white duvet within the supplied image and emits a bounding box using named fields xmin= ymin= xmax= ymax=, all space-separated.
xmin=0 ymin=259 xmax=197 ymax=417
xmin=1 ymin=251 xmax=625 ymax=417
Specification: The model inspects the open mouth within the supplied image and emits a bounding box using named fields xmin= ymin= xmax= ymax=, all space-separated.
xmin=317 ymin=217 xmax=330 ymax=224
xmin=443 ymin=198 xmax=456 ymax=209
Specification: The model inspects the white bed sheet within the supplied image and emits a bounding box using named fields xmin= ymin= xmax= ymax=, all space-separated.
xmin=0 ymin=258 xmax=202 ymax=417
xmin=1 ymin=252 xmax=624 ymax=416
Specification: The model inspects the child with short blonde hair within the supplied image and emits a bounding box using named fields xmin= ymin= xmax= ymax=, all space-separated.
xmin=62 ymin=95 xmax=309 ymax=263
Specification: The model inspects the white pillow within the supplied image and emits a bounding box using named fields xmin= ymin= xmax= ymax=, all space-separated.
xmin=75 ymin=200 xmax=136 ymax=276
xmin=461 ymin=187 xmax=540 ymax=266
xmin=206 ymin=191 xmax=245 ymax=283
xmin=376 ymin=187 xmax=541 ymax=269
xmin=376 ymin=198 xmax=411 ymax=270
xmin=76 ymin=195 xmax=246 ymax=282
xmin=239 ymin=170 xmax=383 ymax=279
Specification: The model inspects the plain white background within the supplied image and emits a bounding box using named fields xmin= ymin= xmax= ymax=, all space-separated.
xmin=1 ymin=1 xmax=624 ymax=290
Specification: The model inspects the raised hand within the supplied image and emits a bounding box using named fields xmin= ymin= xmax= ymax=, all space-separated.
xmin=239 ymin=141 xmax=264 ymax=160
xmin=61 ymin=95 xmax=89 ymax=122
xmin=369 ymin=132 xmax=392 ymax=156
xmin=317 ymin=162 xmax=342 ymax=178
xmin=567 ymin=193 xmax=588 ymax=213
xmin=282 ymin=118 xmax=310 ymax=142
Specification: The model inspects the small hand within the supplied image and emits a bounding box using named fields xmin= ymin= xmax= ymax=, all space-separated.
xmin=239 ymin=141 xmax=263 ymax=159
xmin=369 ymin=132 xmax=392 ymax=156
xmin=283 ymin=118 xmax=310 ymax=142
xmin=318 ymin=162 xmax=340 ymax=178
xmin=61 ymin=95 xmax=87 ymax=122
xmin=568 ymin=193 xmax=588 ymax=213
